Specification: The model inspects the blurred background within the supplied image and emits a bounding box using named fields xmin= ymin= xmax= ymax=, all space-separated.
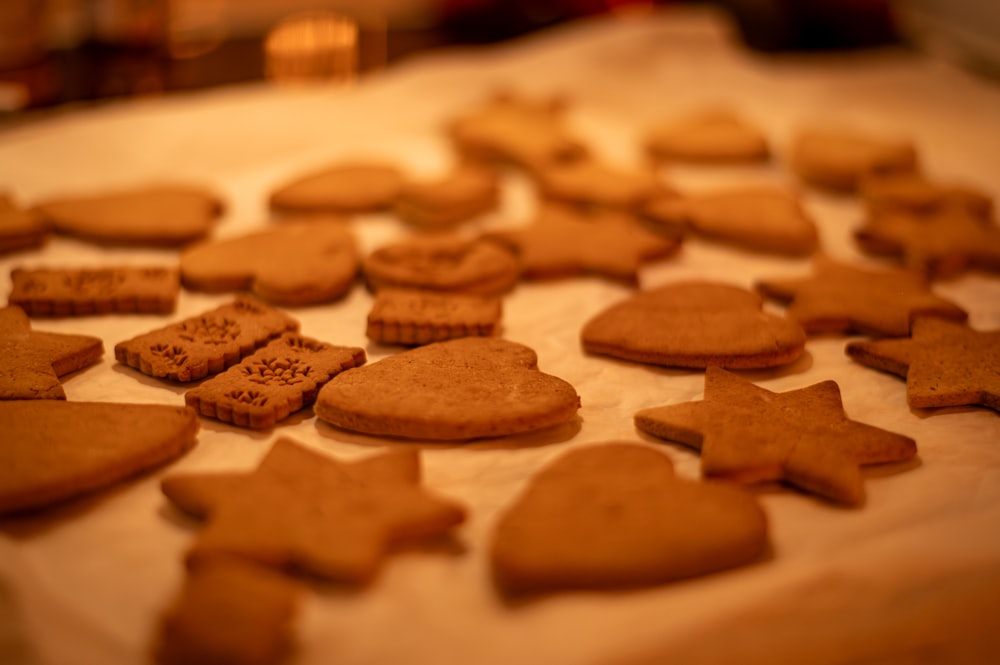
xmin=0 ymin=0 xmax=996 ymax=116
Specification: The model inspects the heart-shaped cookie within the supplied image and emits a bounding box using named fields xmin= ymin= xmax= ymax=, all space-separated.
xmin=315 ymin=337 xmax=580 ymax=440
xmin=0 ymin=400 xmax=198 ymax=515
xmin=581 ymin=281 xmax=805 ymax=368
xmin=180 ymin=221 xmax=360 ymax=305
xmin=491 ymin=442 xmax=768 ymax=592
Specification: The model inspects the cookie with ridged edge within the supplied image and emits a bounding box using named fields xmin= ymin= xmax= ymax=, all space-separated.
xmin=491 ymin=442 xmax=768 ymax=593
xmin=9 ymin=266 xmax=179 ymax=316
xmin=0 ymin=400 xmax=198 ymax=516
xmin=315 ymin=337 xmax=580 ymax=440
xmin=185 ymin=333 xmax=366 ymax=429
xmin=366 ymin=288 xmax=502 ymax=346
xmin=1 ymin=305 xmax=103 ymax=400
xmin=582 ymin=281 xmax=805 ymax=369
xmin=180 ymin=221 xmax=359 ymax=306
xmin=33 ymin=184 xmax=223 ymax=246
xmin=115 ymin=297 xmax=299 ymax=382
xmin=846 ymin=317 xmax=1000 ymax=411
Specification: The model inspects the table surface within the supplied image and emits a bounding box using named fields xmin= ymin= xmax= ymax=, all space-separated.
xmin=2 ymin=6 xmax=1000 ymax=665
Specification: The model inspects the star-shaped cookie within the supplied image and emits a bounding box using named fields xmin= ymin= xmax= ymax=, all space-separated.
xmin=634 ymin=367 xmax=917 ymax=505
xmin=161 ymin=437 xmax=467 ymax=584
xmin=854 ymin=207 xmax=1000 ymax=278
xmin=846 ymin=317 xmax=1000 ymax=411
xmin=0 ymin=305 xmax=103 ymax=399
xmin=484 ymin=204 xmax=680 ymax=286
xmin=755 ymin=256 xmax=967 ymax=337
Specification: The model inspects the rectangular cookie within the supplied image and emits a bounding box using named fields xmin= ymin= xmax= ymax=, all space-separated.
xmin=366 ymin=288 xmax=502 ymax=346
xmin=185 ymin=333 xmax=366 ymax=429
xmin=114 ymin=297 xmax=299 ymax=382
xmin=9 ymin=266 xmax=180 ymax=316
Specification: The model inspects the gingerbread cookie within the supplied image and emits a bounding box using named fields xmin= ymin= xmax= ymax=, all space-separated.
xmin=115 ymin=297 xmax=299 ymax=382
xmin=0 ymin=194 xmax=48 ymax=254
xmin=635 ymin=367 xmax=918 ymax=505
xmin=581 ymin=281 xmax=805 ymax=369
xmin=269 ymin=161 xmax=403 ymax=214
xmin=790 ymin=127 xmax=918 ymax=191
xmin=363 ymin=234 xmax=519 ymax=295
xmin=641 ymin=185 xmax=819 ymax=256
xmin=491 ymin=442 xmax=768 ymax=592
xmin=180 ymin=222 xmax=360 ymax=306
xmin=395 ymin=163 xmax=500 ymax=229
xmin=533 ymin=158 xmax=671 ymax=211
xmin=185 ymin=333 xmax=366 ymax=429
xmin=645 ymin=109 xmax=769 ymax=163
xmin=1 ymin=305 xmax=103 ymax=400
xmin=860 ymin=171 xmax=993 ymax=218
xmin=846 ymin=317 xmax=1000 ymax=411
xmin=755 ymin=256 xmax=967 ymax=337
xmin=153 ymin=556 xmax=301 ymax=665
xmin=315 ymin=337 xmax=580 ymax=440
xmin=484 ymin=204 xmax=681 ymax=286
xmin=0 ymin=400 xmax=198 ymax=516
xmin=33 ymin=184 xmax=223 ymax=246
xmin=366 ymin=288 xmax=502 ymax=346
xmin=161 ymin=437 xmax=466 ymax=584
xmin=854 ymin=206 xmax=1000 ymax=279
xmin=447 ymin=91 xmax=588 ymax=170
xmin=9 ymin=267 xmax=179 ymax=316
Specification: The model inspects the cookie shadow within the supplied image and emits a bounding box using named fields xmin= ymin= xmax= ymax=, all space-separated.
xmin=314 ymin=417 xmax=582 ymax=451
xmin=111 ymin=363 xmax=193 ymax=396
xmin=492 ymin=542 xmax=777 ymax=609
xmin=0 ymin=467 xmax=168 ymax=539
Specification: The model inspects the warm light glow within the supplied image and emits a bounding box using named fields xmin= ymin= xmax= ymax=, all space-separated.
xmin=265 ymin=11 xmax=359 ymax=85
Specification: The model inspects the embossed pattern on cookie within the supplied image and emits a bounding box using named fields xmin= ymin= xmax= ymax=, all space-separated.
xmin=114 ymin=297 xmax=299 ymax=382
xmin=10 ymin=267 xmax=179 ymax=316
xmin=185 ymin=333 xmax=366 ymax=429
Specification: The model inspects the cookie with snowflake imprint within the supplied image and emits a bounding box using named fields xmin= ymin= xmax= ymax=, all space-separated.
xmin=185 ymin=333 xmax=365 ymax=429
xmin=114 ymin=297 xmax=299 ymax=382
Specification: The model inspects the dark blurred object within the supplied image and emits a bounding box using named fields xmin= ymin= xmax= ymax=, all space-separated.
xmin=720 ymin=0 xmax=898 ymax=51
xmin=439 ymin=0 xmax=658 ymax=43
xmin=892 ymin=0 xmax=1000 ymax=78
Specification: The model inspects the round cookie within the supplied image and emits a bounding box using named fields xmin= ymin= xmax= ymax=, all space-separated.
xmin=269 ymin=161 xmax=404 ymax=213
xmin=363 ymin=234 xmax=519 ymax=295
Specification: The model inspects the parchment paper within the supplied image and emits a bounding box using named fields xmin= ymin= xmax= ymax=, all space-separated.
xmin=2 ymin=7 xmax=999 ymax=664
